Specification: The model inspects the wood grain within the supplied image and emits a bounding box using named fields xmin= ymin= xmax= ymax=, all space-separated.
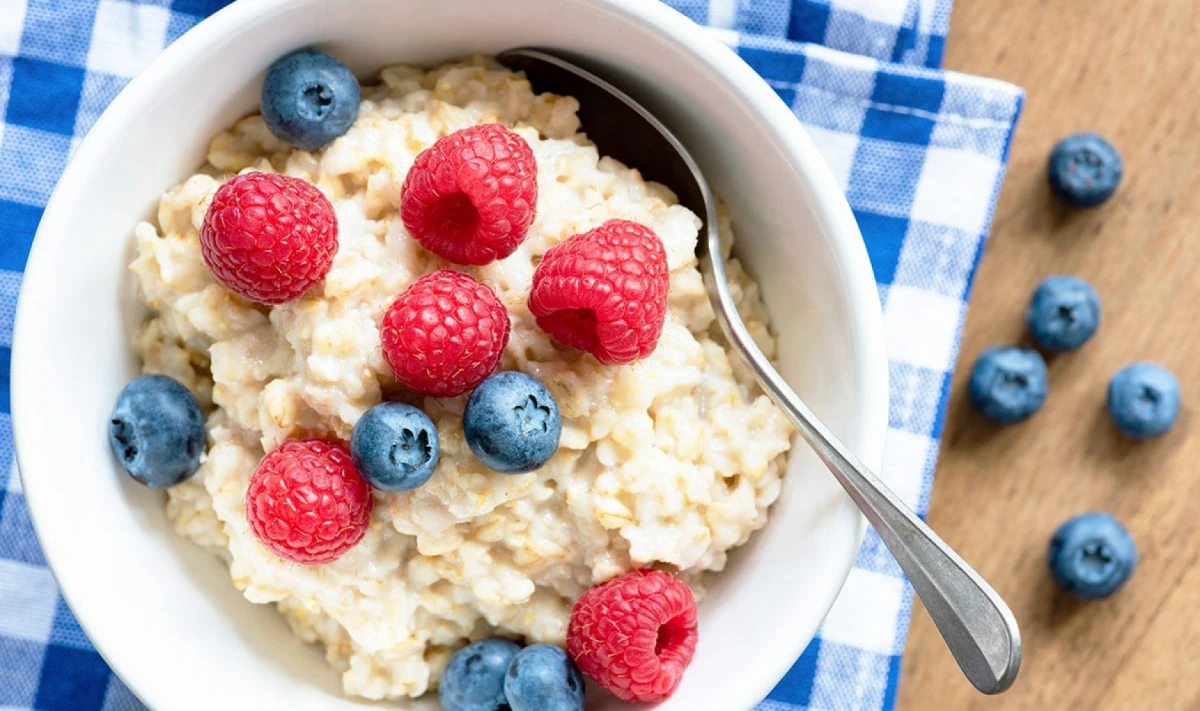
xmin=897 ymin=1 xmax=1200 ymax=709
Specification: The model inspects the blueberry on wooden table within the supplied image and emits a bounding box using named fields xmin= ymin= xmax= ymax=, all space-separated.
xmin=968 ymin=347 xmax=1049 ymax=423
xmin=1047 ymin=132 xmax=1123 ymax=207
xmin=1026 ymin=276 xmax=1101 ymax=351
xmin=1048 ymin=512 xmax=1137 ymax=599
xmin=1107 ymin=362 xmax=1181 ymax=438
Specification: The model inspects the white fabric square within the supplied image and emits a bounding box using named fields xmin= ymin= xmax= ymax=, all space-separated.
xmin=707 ymin=0 xmax=738 ymax=28
xmin=85 ymin=0 xmax=170 ymax=78
xmin=804 ymin=124 xmax=859 ymax=191
xmin=0 ymin=0 xmax=26 ymax=56
xmin=0 ymin=559 xmax=58 ymax=642
xmin=881 ymin=428 xmax=932 ymax=509
xmin=910 ymin=146 xmax=999 ymax=234
xmin=819 ymin=568 xmax=905 ymax=654
xmin=883 ymin=285 xmax=962 ymax=371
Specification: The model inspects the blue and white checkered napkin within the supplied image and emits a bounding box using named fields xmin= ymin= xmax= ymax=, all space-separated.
xmin=0 ymin=1 xmax=1022 ymax=709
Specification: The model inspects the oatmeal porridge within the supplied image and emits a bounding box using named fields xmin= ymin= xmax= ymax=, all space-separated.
xmin=128 ymin=56 xmax=793 ymax=700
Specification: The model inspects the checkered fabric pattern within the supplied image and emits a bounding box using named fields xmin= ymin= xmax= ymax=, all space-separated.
xmin=0 ymin=1 xmax=1022 ymax=709
xmin=666 ymin=0 xmax=953 ymax=67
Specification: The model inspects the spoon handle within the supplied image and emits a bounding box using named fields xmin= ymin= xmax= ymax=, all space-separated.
xmin=771 ymin=374 xmax=1020 ymax=694
xmin=704 ymin=264 xmax=1020 ymax=695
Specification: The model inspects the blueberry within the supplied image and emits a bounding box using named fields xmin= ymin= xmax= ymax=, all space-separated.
xmin=1107 ymin=362 xmax=1180 ymax=439
xmin=261 ymin=49 xmax=360 ymax=151
xmin=1047 ymin=133 xmax=1122 ymax=207
xmin=464 ymin=372 xmax=562 ymax=474
xmin=968 ymin=347 xmax=1048 ymax=423
xmin=439 ymin=638 xmax=521 ymax=711
xmin=108 ymin=375 xmax=205 ymax=488
xmin=350 ymin=402 xmax=439 ymax=492
xmin=503 ymin=644 xmax=584 ymax=711
xmin=1049 ymin=512 xmax=1137 ymax=599
xmin=1026 ymin=276 xmax=1101 ymax=351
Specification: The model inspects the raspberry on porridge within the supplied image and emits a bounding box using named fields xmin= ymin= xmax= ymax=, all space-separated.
xmin=128 ymin=55 xmax=793 ymax=701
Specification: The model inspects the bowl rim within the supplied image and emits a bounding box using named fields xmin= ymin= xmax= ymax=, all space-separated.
xmin=11 ymin=0 xmax=889 ymax=707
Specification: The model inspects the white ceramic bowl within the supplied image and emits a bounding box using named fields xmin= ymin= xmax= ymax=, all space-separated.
xmin=12 ymin=1 xmax=888 ymax=709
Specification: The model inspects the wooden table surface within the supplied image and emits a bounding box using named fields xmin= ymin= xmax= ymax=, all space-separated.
xmin=896 ymin=1 xmax=1200 ymax=709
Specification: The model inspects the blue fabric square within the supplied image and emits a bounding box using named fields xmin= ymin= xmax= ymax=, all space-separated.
xmin=0 ymin=201 xmax=41 ymax=272
xmin=881 ymin=652 xmax=904 ymax=709
xmin=48 ymin=598 xmax=93 ymax=651
xmin=169 ymin=0 xmax=234 ymax=17
xmin=788 ymin=0 xmax=832 ymax=43
xmin=924 ymin=35 xmax=946 ymax=67
xmin=931 ymin=369 xmax=956 ymax=440
xmin=872 ymin=71 xmax=945 ymax=113
xmin=737 ymin=43 xmax=807 ymax=85
xmin=0 ymin=636 xmax=43 ymax=707
xmin=5 ymin=57 xmax=85 ymax=136
xmin=0 ymin=346 xmax=9 ymax=413
xmin=34 ymin=645 xmax=111 ymax=711
xmin=662 ymin=0 xmax=709 ymax=24
xmin=861 ymin=108 xmax=935 ymax=145
xmin=853 ymin=210 xmax=908 ymax=286
xmin=17 ymin=0 xmax=98 ymax=67
xmin=891 ymin=23 xmax=917 ymax=63
xmin=165 ymin=11 xmax=200 ymax=43
xmin=765 ymin=636 xmax=821 ymax=704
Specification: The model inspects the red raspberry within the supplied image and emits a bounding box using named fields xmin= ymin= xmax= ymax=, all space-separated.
xmin=380 ymin=270 xmax=510 ymax=397
xmin=567 ymin=569 xmax=699 ymax=703
xmin=528 ymin=219 xmax=670 ymax=365
xmin=200 ymin=172 xmax=338 ymax=305
xmin=400 ymin=123 xmax=537 ymax=266
xmin=245 ymin=439 xmax=372 ymax=565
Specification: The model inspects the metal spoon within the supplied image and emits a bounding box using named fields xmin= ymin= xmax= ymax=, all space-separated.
xmin=497 ymin=47 xmax=1021 ymax=696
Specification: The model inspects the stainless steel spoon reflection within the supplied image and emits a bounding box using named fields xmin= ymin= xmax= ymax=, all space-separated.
xmin=497 ymin=47 xmax=1021 ymax=696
